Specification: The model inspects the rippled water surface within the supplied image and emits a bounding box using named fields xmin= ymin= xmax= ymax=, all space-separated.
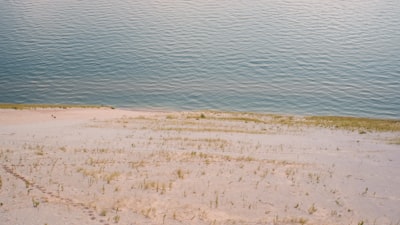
xmin=1 ymin=0 xmax=399 ymax=118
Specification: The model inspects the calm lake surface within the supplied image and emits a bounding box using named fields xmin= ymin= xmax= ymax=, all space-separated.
xmin=1 ymin=0 xmax=399 ymax=118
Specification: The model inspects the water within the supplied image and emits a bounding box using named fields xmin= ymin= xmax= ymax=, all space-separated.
xmin=1 ymin=0 xmax=399 ymax=118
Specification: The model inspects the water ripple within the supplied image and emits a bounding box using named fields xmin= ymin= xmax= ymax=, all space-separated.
xmin=0 ymin=0 xmax=399 ymax=118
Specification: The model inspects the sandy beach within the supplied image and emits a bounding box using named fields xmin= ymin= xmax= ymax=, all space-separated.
xmin=0 ymin=107 xmax=399 ymax=225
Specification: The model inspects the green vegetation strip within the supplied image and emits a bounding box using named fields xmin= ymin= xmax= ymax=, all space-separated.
xmin=189 ymin=112 xmax=400 ymax=132
xmin=305 ymin=116 xmax=400 ymax=132
xmin=0 ymin=103 xmax=110 ymax=110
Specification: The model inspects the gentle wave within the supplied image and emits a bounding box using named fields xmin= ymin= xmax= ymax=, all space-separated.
xmin=0 ymin=0 xmax=399 ymax=118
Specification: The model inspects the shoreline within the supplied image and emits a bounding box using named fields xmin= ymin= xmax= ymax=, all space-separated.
xmin=2 ymin=103 xmax=400 ymax=121
xmin=1 ymin=106 xmax=399 ymax=225
xmin=1 ymin=103 xmax=399 ymax=132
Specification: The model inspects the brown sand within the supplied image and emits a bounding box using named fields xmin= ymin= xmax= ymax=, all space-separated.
xmin=0 ymin=108 xmax=399 ymax=225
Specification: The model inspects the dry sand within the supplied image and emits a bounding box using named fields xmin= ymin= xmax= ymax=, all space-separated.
xmin=0 ymin=108 xmax=399 ymax=225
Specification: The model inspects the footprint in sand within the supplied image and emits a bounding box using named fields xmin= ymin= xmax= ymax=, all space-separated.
xmin=3 ymin=165 xmax=109 ymax=225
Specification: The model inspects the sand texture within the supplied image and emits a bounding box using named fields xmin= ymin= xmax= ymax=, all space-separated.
xmin=0 ymin=108 xmax=399 ymax=225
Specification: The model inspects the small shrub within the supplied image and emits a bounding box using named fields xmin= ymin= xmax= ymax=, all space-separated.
xmin=176 ymin=169 xmax=184 ymax=179
xmin=100 ymin=209 xmax=107 ymax=216
xmin=113 ymin=215 xmax=120 ymax=223
xmin=308 ymin=203 xmax=317 ymax=214
xmin=299 ymin=217 xmax=308 ymax=225
xmin=32 ymin=198 xmax=40 ymax=208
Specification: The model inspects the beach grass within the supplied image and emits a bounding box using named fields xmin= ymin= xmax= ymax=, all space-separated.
xmin=1 ymin=104 xmax=399 ymax=132
xmin=0 ymin=103 xmax=110 ymax=110
xmin=188 ymin=111 xmax=400 ymax=132
xmin=304 ymin=116 xmax=400 ymax=132
xmin=0 ymin=107 xmax=398 ymax=224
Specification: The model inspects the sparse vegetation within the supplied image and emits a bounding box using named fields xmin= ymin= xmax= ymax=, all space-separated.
xmin=214 ymin=192 xmax=219 ymax=208
xmin=305 ymin=116 xmax=400 ymax=132
xmin=166 ymin=114 xmax=176 ymax=119
xmin=162 ymin=111 xmax=400 ymax=132
xmin=32 ymin=198 xmax=40 ymax=208
xmin=176 ymin=169 xmax=185 ymax=179
xmin=289 ymin=217 xmax=308 ymax=224
xmin=104 ymin=172 xmax=121 ymax=184
xmin=1 ymin=109 xmax=398 ymax=225
xmin=100 ymin=209 xmax=107 ymax=216
xmin=298 ymin=217 xmax=308 ymax=225
xmin=308 ymin=203 xmax=317 ymax=214
xmin=113 ymin=214 xmax=120 ymax=223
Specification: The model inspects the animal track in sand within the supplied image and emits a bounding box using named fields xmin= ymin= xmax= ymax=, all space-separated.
xmin=2 ymin=164 xmax=109 ymax=225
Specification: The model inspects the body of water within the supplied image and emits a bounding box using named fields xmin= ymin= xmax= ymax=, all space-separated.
xmin=1 ymin=0 xmax=399 ymax=118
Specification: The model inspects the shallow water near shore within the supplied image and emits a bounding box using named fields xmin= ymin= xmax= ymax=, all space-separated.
xmin=1 ymin=0 xmax=399 ymax=118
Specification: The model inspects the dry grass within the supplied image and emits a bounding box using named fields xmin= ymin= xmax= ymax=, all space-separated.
xmin=158 ymin=127 xmax=265 ymax=134
xmin=186 ymin=112 xmax=400 ymax=132
xmin=305 ymin=116 xmax=400 ymax=132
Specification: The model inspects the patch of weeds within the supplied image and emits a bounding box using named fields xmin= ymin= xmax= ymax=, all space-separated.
xmin=100 ymin=209 xmax=107 ymax=216
xmin=159 ymin=126 xmax=263 ymax=134
xmin=34 ymin=145 xmax=45 ymax=156
xmin=308 ymin=203 xmax=317 ymax=214
xmin=308 ymin=172 xmax=320 ymax=183
xmin=172 ymin=212 xmax=177 ymax=220
xmin=142 ymin=207 xmax=155 ymax=219
xmin=215 ymin=192 xmax=219 ymax=208
xmin=32 ymin=198 xmax=40 ymax=208
xmin=176 ymin=169 xmax=185 ymax=179
xmin=236 ymin=156 xmax=255 ymax=162
xmin=298 ymin=217 xmax=308 ymax=225
xmin=104 ymin=172 xmax=121 ymax=184
xmin=305 ymin=116 xmax=400 ymax=132
xmin=166 ymin=114 xmax=176 ymax=119
xmin=113 ymin=215 xmax=120 ymax=223
xmin=128 ymin=160 xmax=145 ymax=170
xmin=219 ymin=116 xmax=265 ymax=123
xmin=25 ymin=180 xmax=30 ymax=188
xmin=289 ymin=217 xmax=308 ymax=225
